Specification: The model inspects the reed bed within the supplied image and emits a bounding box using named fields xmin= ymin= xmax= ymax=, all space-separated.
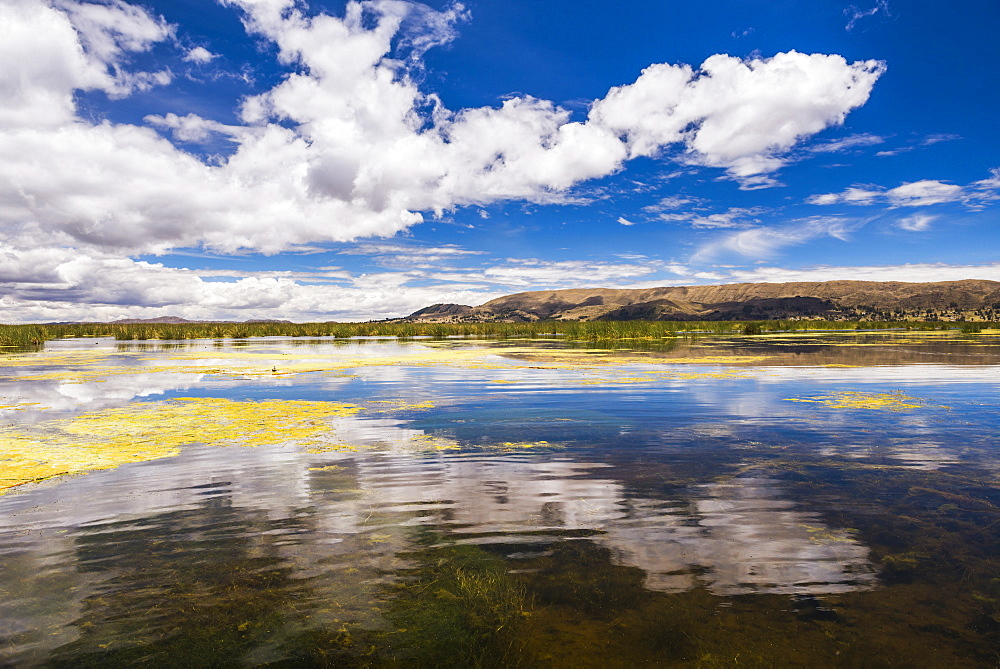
xmin=1 ymin=319 xmax=995 ymax=349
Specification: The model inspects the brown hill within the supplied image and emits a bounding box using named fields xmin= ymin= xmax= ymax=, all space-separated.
xmin=404 ymin=280 xmax=1000 ymax=322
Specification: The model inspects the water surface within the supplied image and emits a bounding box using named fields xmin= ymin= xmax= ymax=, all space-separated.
xmin=1 ymin=332 xmax=999 ymax=666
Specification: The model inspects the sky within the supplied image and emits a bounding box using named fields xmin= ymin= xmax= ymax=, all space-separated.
xmin=1 ymin=0 xmax=999 ymax=322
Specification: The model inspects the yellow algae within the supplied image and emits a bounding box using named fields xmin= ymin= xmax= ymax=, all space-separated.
xmin=364 ymin=400 xmax=436 ymax=413
xmin=0 ymin=402 xmax=44 ymax=411
xmin=0 ymin=350 xmax=120 ymax=368
xmin=0 ymin=397 xmax=361 ymax=494
xmin=491 ymin=440 xmax=560 ymax=451
xmin=3 ymin=344 xmax=775 ymax=390
xmin=575 ymin=369 xmax=753 ymax=385
xmin=785 ymin=390 xmax=928 ymax=411
xmin=800 ymin=524 xmax=858 ymax=545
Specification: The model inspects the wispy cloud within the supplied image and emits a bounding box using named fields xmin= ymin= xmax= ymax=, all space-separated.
xmin=876 ymin=132 xmax=960 ymax=157
xmin=897 ymin=214 xmax=936 ymax=231
xmin=808 ymin=133 xmax=884 ymax=153
xmin=844 ymin=0 xmax=891 ymax=31
xmin=642 ymin=195 xmax=703 ymax=213
xmin=693 ymin=217 xmax=857 ymax=261
xmin=659 ymin=207 xmax=767 ymax=229
xmin=807 ymin=171 xmax=1000 ymax=208
xmin=338 ymin=243 xmax=485 ymax=268
xmin=722 ymin=261 xmax=1000 ymax=284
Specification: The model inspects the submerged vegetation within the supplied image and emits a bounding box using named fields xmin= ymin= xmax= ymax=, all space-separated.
xmin=1 ymin=332 xmax=999 ymax=665
xmin=1 ymin=318 xmax=996 ymax=348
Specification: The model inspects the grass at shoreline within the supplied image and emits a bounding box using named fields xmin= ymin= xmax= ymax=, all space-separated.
xmin=1 ymin=319 xmax=994 ymax=348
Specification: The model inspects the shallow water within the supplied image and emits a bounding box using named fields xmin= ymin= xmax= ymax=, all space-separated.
xmin=1 ymin=333 xmax=999 ymax=666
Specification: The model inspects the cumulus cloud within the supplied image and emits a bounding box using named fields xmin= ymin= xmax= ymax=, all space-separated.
xmin=0 ymin=247 xmax=504 ymax=322
xmin=590 ymin=51 xmax=884 ymax=185
xmin=0 ymin=0 xmax=172 ymax=127
xmin=0 ymin=0 xmax=884 ymax=260
xmin=0 ymin=246 xmax=677 ymax=321
xmin=0 ymin=0 xmax=891 ymax=321
xmin=183 ymin=46 xmax=216 ymax=63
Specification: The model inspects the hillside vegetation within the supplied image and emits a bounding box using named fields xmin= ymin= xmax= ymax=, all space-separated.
xmin=405 ymin=279 xmax=1000 ymax=322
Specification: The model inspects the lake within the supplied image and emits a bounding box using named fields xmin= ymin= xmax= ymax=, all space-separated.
xmin=1 ymin=331 xmax=999 ymax=666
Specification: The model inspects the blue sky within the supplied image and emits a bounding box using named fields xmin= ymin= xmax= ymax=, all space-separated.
xmin=1 ymin=0 xmax=998 ymax=322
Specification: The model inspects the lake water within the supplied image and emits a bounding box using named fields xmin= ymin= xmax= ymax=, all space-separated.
xmin=1 ymin=332 xmax=998 ymax=666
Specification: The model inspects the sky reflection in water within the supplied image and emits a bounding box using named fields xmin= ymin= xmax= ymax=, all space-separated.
xmin=1 ymin=333 xmax=998 ymax=665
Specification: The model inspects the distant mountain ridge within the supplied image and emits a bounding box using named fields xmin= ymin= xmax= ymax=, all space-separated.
xmin=405 ymin=280 xmax=1000 ymax=322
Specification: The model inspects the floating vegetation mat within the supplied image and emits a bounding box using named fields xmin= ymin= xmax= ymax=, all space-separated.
xmin=0 ymin=398 xmax=362 ymax=493
xmin=784 ymin=390 xmax=938 ymax=411
xmin=1 ymin=334 xmax=999 ymax=666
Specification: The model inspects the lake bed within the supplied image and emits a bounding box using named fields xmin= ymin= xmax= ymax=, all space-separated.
xmin=2 ymin=332 xmax=999 ymax=666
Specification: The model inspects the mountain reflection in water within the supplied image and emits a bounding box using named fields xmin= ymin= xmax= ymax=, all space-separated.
xmin=1 ymin=333 xmax=998 ymax=666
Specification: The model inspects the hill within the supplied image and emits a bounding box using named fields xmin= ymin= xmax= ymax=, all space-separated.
xmin=405 ymin=280 xmax=1000 ymax=322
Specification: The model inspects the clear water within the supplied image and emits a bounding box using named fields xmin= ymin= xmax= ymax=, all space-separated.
xmin=1 ymin=333 xmax=999 ymax=666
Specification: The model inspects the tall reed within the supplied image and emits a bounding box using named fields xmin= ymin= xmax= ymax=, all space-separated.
xmin=0 ymin=319 xmax=994 ymax=348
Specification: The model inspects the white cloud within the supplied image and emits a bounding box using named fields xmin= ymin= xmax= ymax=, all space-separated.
xmin=0 ymin=1 xmax=887 ymax=320
xmin=807 ymin=186 xmax=880 ymax=206
xmin=0 ymin=248 xmax=504 ymax=321
xmin=144 ymin=112 xmax=242 ymax=143
xmin=617 ymin=216 xmax=636 ymax=226
xmin=808 ymin=133 xmax=883 ymax=153
xmin=722 ymin=262 xmax=1000 ymax=284
xmin=0 ymin=244 xmax=674 ymax=321
xmin=972 ymin=167 xmax=1000 ymax=192
xmin=183 ymin=46 xmax=216 ymax=64
xmin=432 ymin=258 xmax=665 ymax=288
xmin=642 ymin=195 xmax=699 ymax=212
xmin=590 ymin=51 xmax=884 ymax=185
xmin=875 ymin=133 xmax=959 ymax=157
xmin=693 ymin=217 xmax=855 ymax=261
xmin=844 ymin=0 xmax=890 ymax=31
xmin=340 ymin=243 xmax=481 ymax=257
xmin=887 ymin=180 xmax=963 ymax=207
xmin=808 ymin=175 xmax=997 ymax=208
xmin=659 ymin=207 xmax=765 ymax=229
xmin=0 ymin=0 xmax=172 ymax=127
xmin=0 ymin=1 xmax=884 ymax=260
xmin=897 ymin=214 xmax=935 ymax=231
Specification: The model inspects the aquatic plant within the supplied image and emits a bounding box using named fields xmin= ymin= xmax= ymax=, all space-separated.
xmin=0 ymin=398 xmax=362 ymax=493
xmin=380 ymin=543 xmax=533 ymax=666
xmin=785 ymin=390 xmax=929 ymax=411
xmin=2 ymin=319 xmax=997 ymax=348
